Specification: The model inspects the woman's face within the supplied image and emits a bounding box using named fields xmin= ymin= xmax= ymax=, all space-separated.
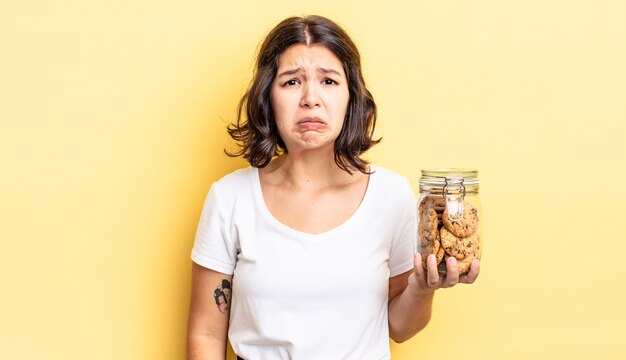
xmin=270 ymin=44 xmax=350 ymax=153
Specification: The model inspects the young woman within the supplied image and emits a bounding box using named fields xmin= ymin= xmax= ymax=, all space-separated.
xmin=187 ymin=15 xmax=479 ymax=360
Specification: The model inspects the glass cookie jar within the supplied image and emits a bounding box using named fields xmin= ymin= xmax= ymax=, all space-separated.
xmin=416 ymin=169 xmax=482 ymax=274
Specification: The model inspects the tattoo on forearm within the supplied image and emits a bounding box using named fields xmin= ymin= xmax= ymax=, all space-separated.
xmin=213 ymin=279 xmax=232 ymax=313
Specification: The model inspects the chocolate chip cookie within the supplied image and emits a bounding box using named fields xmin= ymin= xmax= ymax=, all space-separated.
xmin=442 ymin=201 xmax=479 ymax=238
xmin=440 ymin=227 xmax=478 ymax=260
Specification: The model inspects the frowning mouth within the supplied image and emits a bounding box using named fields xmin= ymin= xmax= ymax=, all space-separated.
xmin=297 ymin=117 xmax=326 ymax=125
xmin=297 ymin=117 xmax=326 ymax=131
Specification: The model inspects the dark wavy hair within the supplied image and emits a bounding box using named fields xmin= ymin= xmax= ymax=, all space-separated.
xmin=226 ymin=15 xmax=379 ymax=174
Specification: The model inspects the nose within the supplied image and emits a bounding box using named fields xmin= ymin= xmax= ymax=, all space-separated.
xmin=300 ymin=82 xmax=320 ymax=108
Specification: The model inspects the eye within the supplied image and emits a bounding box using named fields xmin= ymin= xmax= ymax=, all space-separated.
xmin=322 ymin=78 xmax=338 ymax=85
xmin=282 ymin=79 xmax=300 ymax=87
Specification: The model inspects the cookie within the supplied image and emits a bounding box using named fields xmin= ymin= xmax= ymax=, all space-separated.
xmin=418 ymin=196 xmax=448 ymax=269
xmin=445 ymin=252 xmax=476 ymax=274
xmin=418 ymin=207 xmax=439 ymax=246
xmin=440 ymin=227 xmax=478 ymax=260
xmin=419 ymin=241 xmax=441 ymax=268
xmin=418 ymin=195 xmax=446 ymax=225
xmin=474 ymin=236 xmax=482 ymax=259
xmin=442 ymin=201 xmax=479 ymax=238
xmin=448 ymin=235 xmax=481 ymax=274
xmin=418 ymin=196 xmax=445 ymax=213
xmin=435 ymin=241 xmax=445 ymax=264
xmin=419 ymin=235 xmax=444 ymax=269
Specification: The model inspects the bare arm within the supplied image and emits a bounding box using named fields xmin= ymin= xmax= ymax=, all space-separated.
xmin=187 ymin=262 xmax=233 ymax=360
xmin=388 ymin=253 xmax=480 ymax=343
xmin=388 ymin=268 xmax=434 ymax=343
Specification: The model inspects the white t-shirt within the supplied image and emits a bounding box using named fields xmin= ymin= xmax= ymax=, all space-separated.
xmin=191 ymin=166 xmax=416 ymax=360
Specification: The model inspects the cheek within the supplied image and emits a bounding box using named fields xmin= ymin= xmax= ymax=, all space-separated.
xmin=272 ymin=93 xmax=299 ymax=125
xmin=271 ymin=94 xmax=290 ymax=123
xmin=338 ymin=86 xmax=349 ymax=108
xmin=270 ymin=88 xmax=293 ymax=111
xmin=336 ymin=93 xmax=350 ymax=119
xmin=271 ymin=106 xmax=288 ymax=137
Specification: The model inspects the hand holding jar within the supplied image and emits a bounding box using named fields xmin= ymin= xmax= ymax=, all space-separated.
xmin=412 ymin=169 xmax=482 ymax=292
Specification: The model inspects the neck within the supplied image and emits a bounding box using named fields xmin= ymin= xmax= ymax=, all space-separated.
xmin=267 ymin=150 xmax=353 ymax=189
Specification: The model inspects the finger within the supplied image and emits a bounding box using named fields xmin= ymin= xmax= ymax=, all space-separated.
xmin=460 ymin=259 xmax=480 ymax=284
xmin=414 ymin=253 xmax=426 ymax=280
xmin=426 ymin=254 xmax=439 ymax=287
xmin=443 ymin=257 xmax=459 ymax=288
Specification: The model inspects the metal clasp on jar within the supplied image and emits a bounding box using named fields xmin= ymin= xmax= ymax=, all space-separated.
xmin=443 ymin=177 xmax=466 ymax=221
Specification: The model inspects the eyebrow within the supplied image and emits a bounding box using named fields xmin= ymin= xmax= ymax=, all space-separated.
xmin=276 ymin=66 xmax=342 ymax=77
xmin=277 ymin=67 xmax=302 ymax=77
xmin=319 ymin=67 xmax=342 ymax=76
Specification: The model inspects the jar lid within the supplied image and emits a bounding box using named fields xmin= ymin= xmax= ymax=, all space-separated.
xmin=420 ymin=168 xmax=479 ymax=186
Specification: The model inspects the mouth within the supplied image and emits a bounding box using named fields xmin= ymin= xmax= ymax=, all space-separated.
xmin=297 ymin=117 xmax=326 ymax=125
xmin=297 ymin=117 xmax=326 ymax=131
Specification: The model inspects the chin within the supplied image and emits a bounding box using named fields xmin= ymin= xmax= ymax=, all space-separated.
xmin=291 ymin=139 xmax=334 ymax=152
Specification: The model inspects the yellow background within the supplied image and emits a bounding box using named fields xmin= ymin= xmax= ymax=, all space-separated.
xmin=1 ymin=0 xmax=625 ymax=359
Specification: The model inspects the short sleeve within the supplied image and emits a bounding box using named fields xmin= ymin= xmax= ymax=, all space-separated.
xmin=388 ymin=178 xmax=417 ymax=277
xmin=190 ymin=183 xmax=238 ymax=275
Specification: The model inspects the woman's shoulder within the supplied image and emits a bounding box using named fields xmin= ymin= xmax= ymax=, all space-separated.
xmin=369 ymin=165 xmax=416 ymax=201
xmin=207 ymin=166 xmax=256 ymax=199
xmin=370 ymin=165 xmax=411 ymax=188
xmin=366 ymin=165 xmax=415 ymax=214
xmin=214 ymin=166 xmax=255 ymax=185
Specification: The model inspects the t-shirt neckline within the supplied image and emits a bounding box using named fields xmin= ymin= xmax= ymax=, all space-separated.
xmin=251 ymin=166 xmax=377 ymax=239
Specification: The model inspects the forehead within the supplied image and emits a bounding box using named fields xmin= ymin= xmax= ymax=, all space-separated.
xmin=277 ymin=44 xmax=344 ymax=73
